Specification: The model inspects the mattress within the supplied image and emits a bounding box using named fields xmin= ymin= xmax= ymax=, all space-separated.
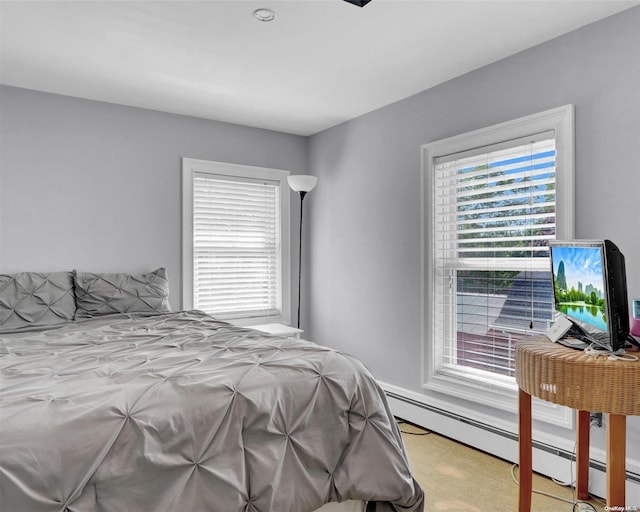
xmin=0 ymin=310 xmax=423 ymax=512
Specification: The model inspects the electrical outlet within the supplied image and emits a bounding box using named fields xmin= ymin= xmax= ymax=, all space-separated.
xmin=590 ymin=412 xmax=603 ymax=428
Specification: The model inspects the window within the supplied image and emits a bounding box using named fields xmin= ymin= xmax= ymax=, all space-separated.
xmin=182 ymin=159 xmax=290 ymax=325
xmin=422 ymin=106 xmax=574 ymax=421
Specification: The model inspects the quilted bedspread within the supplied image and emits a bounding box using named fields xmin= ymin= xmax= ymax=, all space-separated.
xmin=0 ymin=311 xmax=424 ymax=512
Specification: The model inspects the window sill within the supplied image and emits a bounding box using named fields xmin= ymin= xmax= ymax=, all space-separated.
xmin=423 ymin=368 xmax=574 ymax=429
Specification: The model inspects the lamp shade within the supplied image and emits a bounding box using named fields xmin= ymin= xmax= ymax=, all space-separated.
xmin=287 ymin=175 xmax=318 ymax=193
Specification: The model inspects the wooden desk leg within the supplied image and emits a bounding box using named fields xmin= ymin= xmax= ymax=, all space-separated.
xmin=519 ymin=389 xmax=532 ymax=512
xmin=607 ymin=414 xmax=626 ymax=508
xmin=576 ymin=410 xmax=590 ymax=500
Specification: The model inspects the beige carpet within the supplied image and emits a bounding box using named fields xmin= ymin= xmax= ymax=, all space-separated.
xmin=399 ymin=421 xmax=604 ymax=512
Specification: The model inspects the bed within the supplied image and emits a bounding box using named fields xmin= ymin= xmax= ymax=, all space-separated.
xmin=0 ymin=270 xmax=424 ymax=512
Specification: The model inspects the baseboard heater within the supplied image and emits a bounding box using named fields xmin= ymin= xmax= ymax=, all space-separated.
xmin=386 ymin=389 xmax=640 ymax=484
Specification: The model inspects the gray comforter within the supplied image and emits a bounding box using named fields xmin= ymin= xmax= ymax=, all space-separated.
xmin=0 ymin=311 xmax=424 ymax=512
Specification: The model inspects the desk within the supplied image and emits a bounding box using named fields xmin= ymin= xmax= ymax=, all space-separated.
xmin=515 ymin=337 xmax=640 ymax=511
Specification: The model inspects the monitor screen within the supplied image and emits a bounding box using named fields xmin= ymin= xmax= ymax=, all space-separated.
xmin=550 ymin=242 xmax=608 ymax=333
xmin=549 ymin=239 xmax=631 ymax=352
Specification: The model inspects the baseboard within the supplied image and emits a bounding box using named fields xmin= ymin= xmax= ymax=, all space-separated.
xmin=379 ymin=381 xmax=640 ymax=504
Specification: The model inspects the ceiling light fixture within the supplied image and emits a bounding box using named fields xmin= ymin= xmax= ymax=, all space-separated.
xmin=343 ymin=0 xmax=373 ymax=6
xmin=253 ymin=8 xmax=275 ymax=22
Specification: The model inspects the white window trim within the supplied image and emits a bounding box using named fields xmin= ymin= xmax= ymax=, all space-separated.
xmin=421 ymin=105 xmax=575 ymax=428
xmin=182 ymin=158 xmax=291 ymax=326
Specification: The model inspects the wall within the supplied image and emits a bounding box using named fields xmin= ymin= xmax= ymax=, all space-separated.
xmin=306 ymin=5 xmax=640 ymax=482
xmin=0 ymin=86 xmax=308 ymax=313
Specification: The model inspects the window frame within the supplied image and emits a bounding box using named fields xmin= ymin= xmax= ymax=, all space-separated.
xmin=421 ymin=105 xmax=575 ymax=427
xmin=182 ymin=158 xmax=291 ymax=326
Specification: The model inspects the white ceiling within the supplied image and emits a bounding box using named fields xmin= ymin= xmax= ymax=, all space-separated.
xmin=1 ymin=0 xmax=638 ymax=136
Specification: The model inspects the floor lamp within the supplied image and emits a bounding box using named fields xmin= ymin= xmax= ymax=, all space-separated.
xmin=287 ymin=175 xmax=318 ymax=329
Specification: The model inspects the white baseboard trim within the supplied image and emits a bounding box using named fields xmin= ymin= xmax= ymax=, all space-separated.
xmin=379 ymin=381 xmax=640 ymax=505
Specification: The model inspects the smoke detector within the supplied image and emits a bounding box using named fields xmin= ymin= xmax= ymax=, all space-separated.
xmin=253 ymin=8 xmax=275 ymax=22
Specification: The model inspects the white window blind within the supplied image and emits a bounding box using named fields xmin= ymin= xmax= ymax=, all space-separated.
xmin=422 ymin=105 xmax=574 ymax=424
xmin=192 ymin=172 xmax=282 ymax=321
xmin=433 ymin=133 xmax=556 ymax=379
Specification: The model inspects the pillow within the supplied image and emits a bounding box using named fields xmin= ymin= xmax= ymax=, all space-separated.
xmin=74 ymin=268 xmax=171 ymax=318
xmin=0 ymin=271 xmax=76 ymax=332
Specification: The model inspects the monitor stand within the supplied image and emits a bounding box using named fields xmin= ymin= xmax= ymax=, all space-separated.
xmin=626 ymin=335 xmax=640 ymax=350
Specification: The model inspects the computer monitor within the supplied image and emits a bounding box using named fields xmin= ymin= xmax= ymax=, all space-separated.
xmin=549 ymin=240 xmax=630 ymax=352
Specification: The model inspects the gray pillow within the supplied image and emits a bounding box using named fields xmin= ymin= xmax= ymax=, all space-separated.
xmin=0 ymin=271 xmax=76 ymax=332
xmin=73 ymin=268 xmax=171 ymax=318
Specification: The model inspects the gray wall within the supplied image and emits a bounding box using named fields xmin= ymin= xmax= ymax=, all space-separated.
xmin=306 ymin=7 xmax=639 ymax=436
xmin=0 ymin=86 xmax=308 ymax=312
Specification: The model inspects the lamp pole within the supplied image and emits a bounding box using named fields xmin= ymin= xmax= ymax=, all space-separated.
xmin=296 ymin=190 xmax=307 ymax=329
xmin=287 ymin=175 xmax=317 ymax=330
